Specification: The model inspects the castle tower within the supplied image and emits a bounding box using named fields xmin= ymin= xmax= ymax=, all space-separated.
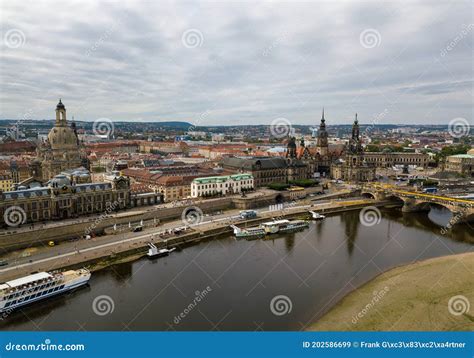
xmin=286 ymin=136 xmax=297 ymax=159
xmin=316 ymin=108 xmax=329 ymax=156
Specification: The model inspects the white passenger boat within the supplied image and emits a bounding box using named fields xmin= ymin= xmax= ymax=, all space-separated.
xmin=230 ymin=225 xmax=265 ymax=240
xmin=260 ymin=219 xmax=309 ymax=234
xmin=309 ymin=211 xmax=326 ymax=220
xmin=147 ymin=243 xmax=176 ymax=258
xmin=0 ymin=269 xmax=91 ymax=313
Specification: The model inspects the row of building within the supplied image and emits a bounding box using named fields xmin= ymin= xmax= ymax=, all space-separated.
xmin=1 ymin=100 xmax=472 ymax=228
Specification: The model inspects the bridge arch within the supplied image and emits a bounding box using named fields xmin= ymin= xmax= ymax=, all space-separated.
xmin=384 ymin=195 xmax=405 ymax=206
xmin=411 ymin=201 xmax=455 ymax=214
xmin=361 ymin=192 xmax=376 ymax=199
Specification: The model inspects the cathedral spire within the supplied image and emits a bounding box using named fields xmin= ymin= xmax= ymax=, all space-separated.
xmin=352 ymin=113 xmax=359 ymax=140
xmin=317 ymin=108 xmax=329 ymax=156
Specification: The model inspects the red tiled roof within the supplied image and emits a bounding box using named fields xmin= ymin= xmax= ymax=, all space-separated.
xmin=0 ymin=141 xmax=36 ymax=153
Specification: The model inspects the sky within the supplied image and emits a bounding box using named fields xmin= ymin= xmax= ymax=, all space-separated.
xmin=0 ymin=0 xmax=472 ymax=126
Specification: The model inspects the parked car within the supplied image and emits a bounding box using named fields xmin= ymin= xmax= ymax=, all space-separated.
xmin=132 ymin=226 xmax=143 ymax=232
xmin=0 ymin=260 xmax=8 ymax=266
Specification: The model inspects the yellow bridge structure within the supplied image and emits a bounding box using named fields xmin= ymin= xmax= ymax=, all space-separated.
xmin=360 ymin=183 xmax=474 ymax=224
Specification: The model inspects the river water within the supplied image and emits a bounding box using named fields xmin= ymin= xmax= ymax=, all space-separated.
xmin=2 ymin=207 xmax=473 ymax=331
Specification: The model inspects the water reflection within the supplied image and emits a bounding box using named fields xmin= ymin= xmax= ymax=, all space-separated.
xmin=427 ymin=206 xmax=454 ymax=227
xmin=385 ymin=206 xmax=474 ymax=244
xmin=109 ymin=262 xmax=133 ymax=282
xmin=284 ymin=234 xmax=295 ymax=253
xmin=2 ymin=209 xmax=473 ymax=331
xmin=340 ymin=212 xmax=360 ymax=256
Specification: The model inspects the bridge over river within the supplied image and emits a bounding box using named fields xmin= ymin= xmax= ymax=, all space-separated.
xmin=361 ymin=183 xmax=474 ymax=224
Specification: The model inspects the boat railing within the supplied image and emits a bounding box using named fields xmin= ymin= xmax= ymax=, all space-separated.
xmin=229 ymin=225 xmax=242 ymax=234
xmin=148 ymin=242 xmax=157 ymax=249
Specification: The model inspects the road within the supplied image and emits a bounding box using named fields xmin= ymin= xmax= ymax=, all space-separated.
xmin=0 ymin=196 xmax=373 ymax=281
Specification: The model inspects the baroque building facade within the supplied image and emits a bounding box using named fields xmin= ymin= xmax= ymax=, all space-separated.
xmin=222 ymin=155 xmax=309 ymax=187
xmin=0 ymin=173 xmax=131 ymax=228
xmin=191 ymin=173 xmax=254 ymax=197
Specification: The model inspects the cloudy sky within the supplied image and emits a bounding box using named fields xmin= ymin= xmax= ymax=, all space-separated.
xmin=0 ymin=0 xmax=472 ymax=125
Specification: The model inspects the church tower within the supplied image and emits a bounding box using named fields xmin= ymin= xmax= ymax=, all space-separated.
xmin=349 ymin=113 xmax=363 ymax=154
xmin=55 ymin=99 xmax=67 ymax=127
xmin=286 ymin=136 xmax=297 ymax=159
xmin=316 ymin=108 xmax=329 ymax=156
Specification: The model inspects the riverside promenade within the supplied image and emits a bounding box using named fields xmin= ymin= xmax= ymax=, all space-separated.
xmin=0 ymin=197 xmax=386 ymax=282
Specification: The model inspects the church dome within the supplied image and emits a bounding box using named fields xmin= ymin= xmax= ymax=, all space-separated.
xmin=48 ymin=174 xmax=71 ymax=188
xmin=48 ymin=126 xmax=79 ymax=150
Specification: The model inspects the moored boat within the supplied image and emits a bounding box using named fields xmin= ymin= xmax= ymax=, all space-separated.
xmin=230 ymin=225 xmax=265 ymax=240
xmin=309 ymin=211 xmax=326 ymax=220
xmin=260 ymin=219 xmax=309 ymax=234
xmin=0 ymin=269 xmax=90 ymax=313
xmin=147 ymin=243 xmax=176 ymax=258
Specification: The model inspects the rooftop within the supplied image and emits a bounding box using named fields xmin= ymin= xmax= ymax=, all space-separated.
xmin=4 ymin=272 xmax=52 ymax=288
xmin=192 ymin=173 xmax=253 ymax=184
xmin=449 ymin=154 xmax=474 ymax=159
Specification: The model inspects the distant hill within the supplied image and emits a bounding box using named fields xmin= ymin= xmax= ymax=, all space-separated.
xmin=0 ymin=119 xmax=193 ymax=130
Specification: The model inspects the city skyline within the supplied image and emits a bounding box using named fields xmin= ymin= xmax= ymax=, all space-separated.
xmin=1 ymin=0 xmax=472 ymax=125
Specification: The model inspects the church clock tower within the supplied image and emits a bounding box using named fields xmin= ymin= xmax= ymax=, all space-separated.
xmin=316 ymin=108 xmax=329 ymax=156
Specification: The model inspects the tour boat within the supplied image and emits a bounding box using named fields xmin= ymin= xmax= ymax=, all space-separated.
xmin=309 ymin=211 xmax=326 ymax=220
xmin=147 ymin=243 xmax=176 ymax=258
xmin=230 ymin=225 xmax=265 ymax=240
xmin=260 ymin=219 xmax=309 ymax=234
xmin=0 ymin=269 xmax=91 ymax=313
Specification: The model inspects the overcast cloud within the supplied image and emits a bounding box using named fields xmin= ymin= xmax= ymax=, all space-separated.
xmin=0 ymin=0 xmax=472 ymax=125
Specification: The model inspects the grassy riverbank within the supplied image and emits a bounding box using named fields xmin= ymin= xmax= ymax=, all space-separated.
xmin=309 ymin=252 xmax=474 ymax=331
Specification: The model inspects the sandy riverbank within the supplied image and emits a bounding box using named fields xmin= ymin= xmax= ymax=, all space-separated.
xmin=309 ymin=252 xmax=474 ymax=331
